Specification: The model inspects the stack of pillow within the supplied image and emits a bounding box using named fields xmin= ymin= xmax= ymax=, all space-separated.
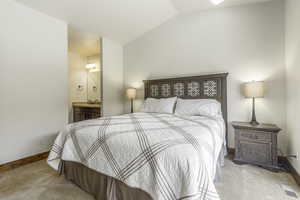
xmin=140 ymin=97 xmax=222 ymax=118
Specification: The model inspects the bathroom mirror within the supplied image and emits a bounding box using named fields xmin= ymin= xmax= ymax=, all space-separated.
xmin=87 ymin=55 xmax=101 ymax=103
xmin=87 ymin=71 xmax=100 ymax=102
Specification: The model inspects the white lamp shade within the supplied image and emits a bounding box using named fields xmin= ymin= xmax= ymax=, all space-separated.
xmin=126 ymin=88 xmax=137 ymax=99
xmin=243 ymin=81 xmax=265 ymax=98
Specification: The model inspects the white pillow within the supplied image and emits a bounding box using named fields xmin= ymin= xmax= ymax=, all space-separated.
xmin=175 ymin=98 xmax=222 ymax=117
xmin=140 ymin=97 xmax=177 ymax=114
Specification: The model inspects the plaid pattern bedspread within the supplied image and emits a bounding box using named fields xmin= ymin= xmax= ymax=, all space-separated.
xmin=48 ymin=112 xmax=226 ymax=200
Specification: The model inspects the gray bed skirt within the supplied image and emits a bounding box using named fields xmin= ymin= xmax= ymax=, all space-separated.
xmin=63 ymin=161 xmax=153 ymax=200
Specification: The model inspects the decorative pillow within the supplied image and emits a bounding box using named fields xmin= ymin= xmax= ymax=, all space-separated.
xmin=140 ymin=97 xmax=177 ymax=114
xmin=175 ymin=98 xmax=222 ymax=117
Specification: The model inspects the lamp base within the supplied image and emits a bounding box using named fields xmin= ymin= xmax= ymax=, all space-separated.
xmin=250 ymin=97 xmax=259 ymax=126
xmin=250 ymin=120 xmax=259 ymax=126
xmin=130 ymin=99 xmax=134 ymax=113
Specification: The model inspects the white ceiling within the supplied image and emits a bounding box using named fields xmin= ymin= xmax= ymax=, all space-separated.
xmin=171 ymin=0 xmax=272 ymax=13
xmin=16 ymin=0 xmax=272 ymax=45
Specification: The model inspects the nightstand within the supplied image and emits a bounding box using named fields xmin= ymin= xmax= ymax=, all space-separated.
xmin=232 ymin=122 xmax=281 ymax=171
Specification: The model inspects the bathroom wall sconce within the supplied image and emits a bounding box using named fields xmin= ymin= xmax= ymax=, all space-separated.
xmin=92 ymin=86 xmax=97 ymax=92
xmin=77 ymin=85 xmax=84 ymax=91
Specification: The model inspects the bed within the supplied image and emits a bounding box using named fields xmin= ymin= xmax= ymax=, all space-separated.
xmin=48 ymin=73 xmax=229 ymax=200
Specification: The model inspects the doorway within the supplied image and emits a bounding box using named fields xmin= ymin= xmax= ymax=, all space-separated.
xmin=68 ymin=29 xmax=102 ymax=123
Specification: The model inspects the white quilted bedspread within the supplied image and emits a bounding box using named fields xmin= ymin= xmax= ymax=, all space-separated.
xmin=48 ymin=112 xmax=226 ymax=200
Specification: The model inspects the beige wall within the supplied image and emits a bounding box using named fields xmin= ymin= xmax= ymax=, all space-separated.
xmin=124 ymin=0 xmax=286 ymax=150
xmin=102 ymin=38 xmax=124 ymax=116
xmin=285 ymin=0 xmax=300 ymax=173
xmin=0 ymin=0 xmax=68 ymax=164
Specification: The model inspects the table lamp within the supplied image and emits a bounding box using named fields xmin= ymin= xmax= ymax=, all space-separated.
xmin=126 ymin=88 xmax=137 ymax=113
xmin=243 ymin=81 xmax=265 ymax=126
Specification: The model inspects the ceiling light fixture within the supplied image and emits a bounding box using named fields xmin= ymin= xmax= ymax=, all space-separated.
xmin=86 ymin=63 xmax=96 ymax=69
xmin=210 ymin=0 xmax=224 ymax=5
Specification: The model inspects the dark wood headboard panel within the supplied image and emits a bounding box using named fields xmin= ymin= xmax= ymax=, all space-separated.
xmin=143 ymin=73 xmax=229 ymax=146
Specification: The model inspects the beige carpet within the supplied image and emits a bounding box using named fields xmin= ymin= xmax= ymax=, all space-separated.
xmin=0 ymin=158 xmax=299 ymax=200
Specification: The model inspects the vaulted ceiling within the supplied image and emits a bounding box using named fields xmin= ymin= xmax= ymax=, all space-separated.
xmin=16 ymin=0 xmax=272 ymax=45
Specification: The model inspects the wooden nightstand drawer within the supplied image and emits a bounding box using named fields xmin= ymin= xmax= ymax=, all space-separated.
xmin=239 ymin=130 xmax=271 ymax=142
xmin=239 ymin=141 xmax=272 ymax=165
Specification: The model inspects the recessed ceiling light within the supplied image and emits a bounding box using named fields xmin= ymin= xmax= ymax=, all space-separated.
xmin=210 ymin=0 xmax=225 ymax=5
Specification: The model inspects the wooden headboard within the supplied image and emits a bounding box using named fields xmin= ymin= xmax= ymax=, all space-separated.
xmin=143 ymin=73 xmax=229 ymax=146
